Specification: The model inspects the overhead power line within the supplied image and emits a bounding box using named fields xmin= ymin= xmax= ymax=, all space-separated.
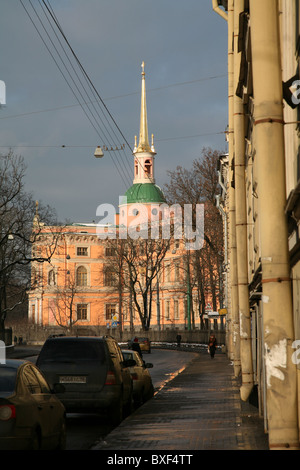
xmin=17 ymin=1 xmax=227 ymax=187
xmin=0 ymin=74 xmax=226 ymax=121
xmin=0 ymin=130 xmax=226 ymax=151
xmin=19 ymin=0 xmax=133 ymax=188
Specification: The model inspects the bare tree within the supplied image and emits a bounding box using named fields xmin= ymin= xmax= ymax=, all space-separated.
xmin=101 ymin=239 xmax=127 ymax=337
xmin=164 ymin=147 xmax=224 ymax=324
xmin=48 ymin=273 xmax=83 ymax=332
xmin=0 ymin=151 xmax=58 ymax=337
xmin=105 ymin=225 xmax=170 ymax=331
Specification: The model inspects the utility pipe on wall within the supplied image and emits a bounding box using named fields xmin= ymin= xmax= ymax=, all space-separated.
xmin=250 ymin=0 xmax=299 ymax=450
xmin=233 ymin=0 xmax=254 ymax=402
xmin=228 ymin=0 xmax=240 ymax=374
xmin=212 ymin=0 xmax=228 ymax=21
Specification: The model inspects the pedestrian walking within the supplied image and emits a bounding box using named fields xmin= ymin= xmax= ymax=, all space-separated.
xmin=176 ymin=334 xmax=182 ymax=348
xmin=208 ymin=333 xmax=217 ymax=359
xmin=132 ymin=337 xmax=143 ymax=359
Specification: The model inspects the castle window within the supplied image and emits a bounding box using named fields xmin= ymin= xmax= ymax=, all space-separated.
xmin=174 ymin=299 xmax=179 ymax=319
xmin=165 ymin=263 xmax=171 ymax=283
xmin=165 ymin=300 xmax=170 ymax=319
xmin=48 ymin=269 xmax=56 ymax=286
xmin=145 ymin=159 xmax=152 ymax=175
xmin=77 ymin=247 xmax=88 ymax=256
xmin=77 ymin=303 xmax=88 ymax=320
xmin=76 ymin=266 xmax=87 ymax=286
xmin=106 ymin=303 xmax=116 ymax=321
xmin=31 ymin=267 xmax=37 ymax=287
xmin=104 ymin=268 xmax=116 ymax=287
xmin=174 ymin=261 xmax=180 ymax=282
xmin=105 ymin=247 xmax=115 ymax=257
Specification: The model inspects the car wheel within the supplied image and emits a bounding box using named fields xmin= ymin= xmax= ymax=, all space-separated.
xmin=56 ymin=418 xmax=67 ymax=450
xmin=134 ymin=389 xmax=144 ymax=408
xmin=123 ymin=388 xmax=134 ymax=417
xmin=110 ymin=399 xmax=123 ymax=425
xmin=31 ymin=428 xmax=41 ymax=450
xmin=144 ymin=383 xmax=154 ymax=402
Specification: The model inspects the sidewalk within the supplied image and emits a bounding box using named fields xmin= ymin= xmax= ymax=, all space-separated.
xmin=92 ymin=350 xmax=269 ymax=451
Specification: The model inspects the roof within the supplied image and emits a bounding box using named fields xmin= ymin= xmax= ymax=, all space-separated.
xmin=121 ymin=183 xmax=166 ymax=205
xmin=0 ymin=359 xmax=27 ymax=369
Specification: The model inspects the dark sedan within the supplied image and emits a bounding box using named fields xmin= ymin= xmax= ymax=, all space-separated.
xmin=128 ymin=337 xmax=151 ymax=354
xmin=0 ymin=359 xmax=66 ymax=450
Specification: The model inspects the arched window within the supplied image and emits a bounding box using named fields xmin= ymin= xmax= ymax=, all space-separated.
xmin=48 ymin=269 xmax=56 ymax=286
xmin=31 ymin=267 xmax=37 ymax=287
xmin=135 ymin=159 xmax=138 ymax=177
xmin=76 ymin=266 xmax=87 ymax=286
xmin=144 ymin=159 xmax=152 ymax=175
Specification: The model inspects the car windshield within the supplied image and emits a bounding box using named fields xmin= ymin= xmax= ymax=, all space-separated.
xmin=0 ymin=367 xmax=17 ymax=393
xmin=38 ymin=340 xmax=106 ymax=363
xmin=122 ymin=352 xmax=133 ymax=361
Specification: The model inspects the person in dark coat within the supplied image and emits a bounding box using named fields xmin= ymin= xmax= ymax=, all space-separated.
xmin=208 ymin=333 xmax=217 ymax=359
xmin=132 ymin=337 xmax=143 ymax=359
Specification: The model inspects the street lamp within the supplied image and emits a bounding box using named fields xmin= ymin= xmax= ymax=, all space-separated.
xmin=94 ymin=146 xmax=104 ymax=158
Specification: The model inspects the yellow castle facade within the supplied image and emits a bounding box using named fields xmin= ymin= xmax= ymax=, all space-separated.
xmin=28 ymin=64 xmax=222 ymax=333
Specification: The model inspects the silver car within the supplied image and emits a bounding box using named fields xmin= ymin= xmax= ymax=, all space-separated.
xmin=122 ymin=349 xmax=154 ymax=407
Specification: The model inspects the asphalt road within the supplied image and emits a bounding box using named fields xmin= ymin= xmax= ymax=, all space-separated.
xmin=18 ymin=346 xmax=198 ymax=450
xmin=66 ymin=349 xmax=197 ymax=450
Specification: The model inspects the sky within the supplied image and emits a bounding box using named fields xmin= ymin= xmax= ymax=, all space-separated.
xmin=0 ymin=0 xmax=228 ymax=224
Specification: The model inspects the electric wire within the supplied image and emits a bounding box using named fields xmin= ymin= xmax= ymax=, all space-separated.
xmin=0 ymin=73 xmax=227 ymax=121
xmin=17 ymin=1 xmax=227 ymax=186
xmin=20 ymin=0 xmax=152 ymax=187
xmin=37 ymin=0 xmax=132 ymax=186
xmin=43 ymin=0 xmax=133 ymax=152
xmin=0 ymin=130 xmax=227 ymax=149
xmin=19 ymin=0 xmax=133 ymax=188
xmin=41 ymin=0 xmax=133 ymax=180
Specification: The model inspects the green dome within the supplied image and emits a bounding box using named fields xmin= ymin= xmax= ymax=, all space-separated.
xmin=121 ymin=183 xmax=166 ymax=205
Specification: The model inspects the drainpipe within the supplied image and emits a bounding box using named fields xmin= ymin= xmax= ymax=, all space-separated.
xmin=218 ymin=166 xmax=227 ymax=198
xmin=216 ymin=192 xmax=228 ymax=267
xmin=212 ymin=0 xmax=228 ymax=21
xmin=250 ymin=0 xmax=299 ymax=449
xmin=216 ymin=194 xmax=228 ymax=317
xmin=228 ymin=0 xmax=240 ymax=373
xmin=233 ymin=0 xmax=253 ymax=402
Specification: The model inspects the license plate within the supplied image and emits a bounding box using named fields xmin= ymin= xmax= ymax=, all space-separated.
xmin=59 ymin=375 xmax=87 ymax=384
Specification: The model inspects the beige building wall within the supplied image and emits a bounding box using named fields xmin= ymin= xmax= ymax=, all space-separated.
xmin=214 ymin=0 xmax=300 ymax=448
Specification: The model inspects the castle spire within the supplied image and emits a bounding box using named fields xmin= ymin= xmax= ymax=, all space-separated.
xmin=135 ymin=62 xmax=155 ymax=154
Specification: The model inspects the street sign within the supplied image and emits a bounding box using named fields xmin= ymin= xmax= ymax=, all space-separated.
xmin=0 ymin=81 xmax=6 ymax=106
xmin=219 ymin=308 xmax=228 ymax=315
xmin=0 ymin=340 xmax=5 ymax=364
xmin=112 ymin=321 xmax=118 ymax=328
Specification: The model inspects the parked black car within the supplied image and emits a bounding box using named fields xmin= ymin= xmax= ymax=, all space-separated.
xmin=0 ymin=359 xmax=66 ymax=450
xmin=36 ymin=336 xmax=135 ymax=424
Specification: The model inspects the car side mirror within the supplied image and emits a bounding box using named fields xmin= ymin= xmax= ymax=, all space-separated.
xmin=145 ymin=363 xmax=153 ymax=368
